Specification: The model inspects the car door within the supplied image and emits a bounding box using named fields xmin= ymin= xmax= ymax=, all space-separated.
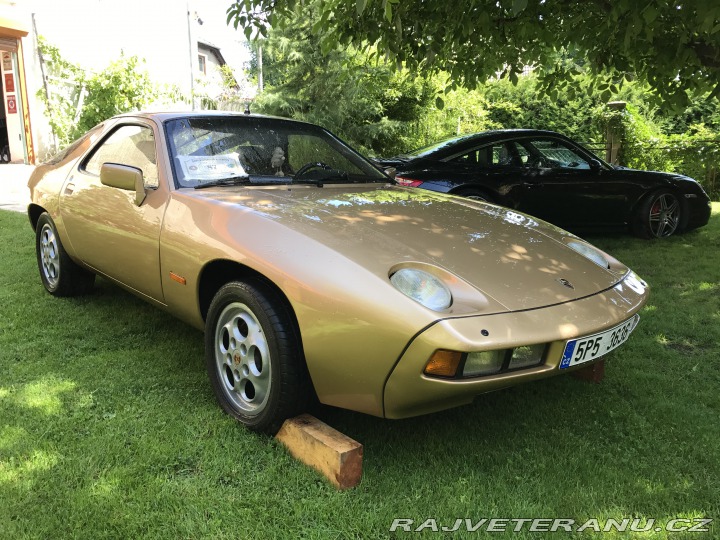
xmin=439 ymin=141 xmax=528 ymax=202
xmin=60 ymin=122 xmax=167 ymax=302
xmin=511 ymin=137 xmax=630 ymax=229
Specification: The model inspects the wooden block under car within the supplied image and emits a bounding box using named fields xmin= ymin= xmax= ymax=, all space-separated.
xmin=275 ymin=414 xmax=363 ymax=490
xmin=570 ymin=359 xmax=605 ymax=383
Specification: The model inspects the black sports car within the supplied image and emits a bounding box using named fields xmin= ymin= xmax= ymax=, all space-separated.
xmin=375 ymin=129 xmax=712 ymax=238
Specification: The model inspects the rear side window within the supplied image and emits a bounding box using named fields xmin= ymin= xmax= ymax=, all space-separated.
xmin=84 ymin=125 xmax=159 ymax=188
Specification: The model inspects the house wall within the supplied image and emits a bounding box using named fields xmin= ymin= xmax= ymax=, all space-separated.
xmin=28 ymin=0 xmax=193 ymax=93
xmin=197 ymin=44 xmax=227 ymax=99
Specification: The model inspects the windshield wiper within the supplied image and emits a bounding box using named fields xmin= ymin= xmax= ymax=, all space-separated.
xmin=194 ymin=176 xmax=250 ymax=189
xmin=293 ymin=172 xmax=350 ymax=187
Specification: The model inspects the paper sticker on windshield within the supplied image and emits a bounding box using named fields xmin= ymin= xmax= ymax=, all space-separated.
xmin=177 ymin=154 xmax=246 ymax=181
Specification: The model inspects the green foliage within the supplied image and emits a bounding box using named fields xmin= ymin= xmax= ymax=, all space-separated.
xmin=36 ymin=39 xmax=162 ymax=148
xmin=594 ymin=101 xmax=720 ymax=199
xmin=35 ymin=37 xmax=86 ymax=148
xmin=74 ymin=55 xmax=158 ymax=138
xmin=250 ymin=12 xmax=720 ymax=197
xmin=482 ymin=76 xmax=606 ymax=143
xmin=228 ymin=0 xmax=720 ymax=109
xmin=251 ymin=7 xmax=437 ymax=155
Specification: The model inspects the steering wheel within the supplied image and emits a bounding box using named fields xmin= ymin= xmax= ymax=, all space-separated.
xmin=294 ymin=161 xmax=334 ymax=179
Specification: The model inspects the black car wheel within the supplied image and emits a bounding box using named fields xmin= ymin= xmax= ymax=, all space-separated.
xmin=633 ymin=190 xmax=682 ymax=239
xmin=35 ymin=213 xmax=95 ymax=296
xmin=205 ymin=280 xmax=310 ymax=434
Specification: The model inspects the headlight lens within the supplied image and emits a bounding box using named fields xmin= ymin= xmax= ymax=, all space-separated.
xmin=508 ymin=344 xmax=545 ymax=369
xmin=462 ymin=350 xmax=506 ymax=377
xmin=566 ymin=240 xmax=610 ymax=268
xmin=390 ymin=268 xmax=452 ymax=311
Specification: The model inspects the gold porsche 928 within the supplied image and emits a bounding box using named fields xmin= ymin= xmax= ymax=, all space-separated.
xmin=28 ymin=112 xmax=649 ymax=433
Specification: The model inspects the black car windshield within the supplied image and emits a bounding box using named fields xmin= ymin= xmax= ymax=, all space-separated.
xmin=165 ymin=116 xmax=387 ymax=188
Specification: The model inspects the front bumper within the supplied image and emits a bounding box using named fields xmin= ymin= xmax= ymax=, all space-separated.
xmin=685 ymin=195 xmax=712 ymax=230
xmin=383 ymin=278 xmax=649 ymax=419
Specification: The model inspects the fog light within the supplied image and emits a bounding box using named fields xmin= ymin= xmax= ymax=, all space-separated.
xmin=462 ymin=350 xmax=506 ymax=377
xmin=509 ymin=344 xmax=545 ymax=369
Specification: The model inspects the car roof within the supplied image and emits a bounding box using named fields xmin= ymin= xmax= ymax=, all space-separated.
xmin=401 ymin=129 xmax=571 ymax=160
xmin=445 ymin=129 xmax=567 ymax=143
xmin=112 ymin=110 xmax=318 ymax=127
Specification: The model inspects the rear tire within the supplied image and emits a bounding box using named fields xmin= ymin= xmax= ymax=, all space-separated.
xmin=35 ymin=213 xmax=95 ymax=296
xmin=632 ymin=190 xmax=684 ymax=238
xmin=205 ymin=280 xmax=310 ymax=434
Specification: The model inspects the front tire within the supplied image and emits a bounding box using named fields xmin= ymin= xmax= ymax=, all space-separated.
xmin=632 ymin=190 xmax=683 ymax=238
xmin=205 ymin=281 xmax=310 ymax=434
xmin=35 ymin=213 xmax=95 ymax=296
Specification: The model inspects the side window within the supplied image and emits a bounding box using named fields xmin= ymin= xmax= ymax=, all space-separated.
xmin=490 ymin=143 xmax=520 ymax=166
xmin=84 ymin=125 xmax=159 ymax=188
xmin=526 ymin=139 xmax=591 ymax=169
xmin=452 ymin=143 xmax=520 ymax=166
xmin=509 ymin=142 xmax=531 ymax=165
xmin=453 ymin=149 xmax=479 ymax=165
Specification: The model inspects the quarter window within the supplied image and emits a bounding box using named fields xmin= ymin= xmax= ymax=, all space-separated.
xmin=84 ymin=125 xmax=159 ymax=188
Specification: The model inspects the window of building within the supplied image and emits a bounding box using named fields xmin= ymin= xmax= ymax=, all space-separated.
xmin=198 ymin=54 xmax=207 ymax=75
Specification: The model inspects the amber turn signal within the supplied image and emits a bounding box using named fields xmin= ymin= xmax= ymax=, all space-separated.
xmin=424 ymin=350 xmax=463 ymax=377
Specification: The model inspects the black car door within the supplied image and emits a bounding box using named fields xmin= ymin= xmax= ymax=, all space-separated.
xmin=439 ymin=141 xmax=528 ymax=203
xmin=511 ymin=137 xmax=633 ymax=229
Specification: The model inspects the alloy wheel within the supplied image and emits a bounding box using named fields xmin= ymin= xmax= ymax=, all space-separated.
xmin=214 ymin=302 xmax=272 ymax=416
xmin=648 ymin=193 xmax=680 ymax=237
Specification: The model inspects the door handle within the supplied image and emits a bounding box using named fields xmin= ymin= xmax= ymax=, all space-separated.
xmin=64 ymin=183 xmax=75 ymax=195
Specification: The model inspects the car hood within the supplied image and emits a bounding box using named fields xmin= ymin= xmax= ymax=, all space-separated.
xmin=187 ymin=184 xmax=628 ymax=312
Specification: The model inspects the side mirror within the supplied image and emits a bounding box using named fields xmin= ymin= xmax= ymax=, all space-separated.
xmin=588 ymin=158 xmax=602 ymax=172
xmin=100 ymin=163 xmax=147 ymax=206
xmin=383 ymin=166 xmax=397 ymax=179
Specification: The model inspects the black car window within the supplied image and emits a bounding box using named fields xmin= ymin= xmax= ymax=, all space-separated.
xmin=84 ymin=125 xmax=159 ymax=188
xmin=453 ymin=149 xmax=479 ymax=165
xmin=491 ymin=143 xmax=520 ymax=166
xmin=453 ymin=143 xmax=520 ymax=167
xmin=509 ymin=142 xmax=532 ymax=165
xmin=524 ymin=139 xmax=591 ymax=169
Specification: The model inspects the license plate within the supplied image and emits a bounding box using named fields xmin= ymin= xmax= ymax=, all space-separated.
xmin=559 ymin=314 xmax=640 ymax=369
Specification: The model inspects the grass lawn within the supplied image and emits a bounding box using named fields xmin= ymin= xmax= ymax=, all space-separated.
xmin=1 ymin=206 xmax=718 ymax=539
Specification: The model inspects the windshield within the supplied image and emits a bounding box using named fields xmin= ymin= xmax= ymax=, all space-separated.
xmin=165 ymin=116 xmax=387 ymax=188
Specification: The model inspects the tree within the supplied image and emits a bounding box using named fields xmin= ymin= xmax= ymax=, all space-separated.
xmin=227 ymin=0 xmax=720 ymax=108
xmin=249 ymin=4 xmax=438 ymax=155
xmin=75 ymin=55 xmax=157 ymax=137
